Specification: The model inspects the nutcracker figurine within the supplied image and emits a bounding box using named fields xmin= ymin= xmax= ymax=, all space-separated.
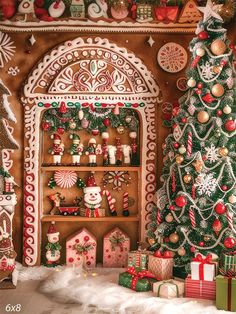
xmin=101 ymin=132 xmax=109 ymax=166
xmin=108 ymin=145 xmax=117 ymax=165
xmin=85 ymin=138 xmax=102 ymax=166
xmin=68 ymin=134 xmax=84 ymax=165
xmin=129 ymin=131 xmax=140 ymax=165
xmin=115 ymin=138 xmax=123 ymax=165
xmin=48 ymin=134 xmax=65 ymax=164
xmin=122 ymin=144 xmax=131 ymax=164
xmin=45 ymin=222 xmax=61 ymax=267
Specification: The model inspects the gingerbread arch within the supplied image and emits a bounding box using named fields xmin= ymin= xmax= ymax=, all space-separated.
xmin=22 ymin=36 xmax=162 ymax=266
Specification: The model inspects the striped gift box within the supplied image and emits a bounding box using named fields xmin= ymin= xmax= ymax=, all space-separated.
xmin=128 ymin=251 xmax=152 ymax=270
xmin=185 ymin=276 xmax=216 ymax=300
xmin=221 ymin=252 xmax=236 ymax=272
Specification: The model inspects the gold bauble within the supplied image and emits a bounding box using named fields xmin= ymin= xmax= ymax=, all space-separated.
xmin=177 ymin=247 xmax=186 ymax=256
xmin=213 ymin=66 xmax=222 ymax=74
xmin=183 ymin=174 xmax=192 ymax=184
xmin=223 ymin=105 xmax=232 ymax=114
xmin=176 ymin=155 xmax=184 ymax=164
xmin=211 ymin=39 xmax=227 ymax=56
xmin=165 ymin=213 xmax=174 ymax=223
xmin=148 ymin=238 xmax=156 ymax=246
xmin=204 ymin=235 xmax=211 ymax=242
xmin=228 ymin=195 xmax=236 ymax=204
xmin=169 ymin=232 xmax=179 ymax=244
xmin=219 ymin=147 xmax=229 ymax=157
xmin=218 ymin=0 xmax=236 ymax=23
xmin=197 ymin=111 xmax=210 ymax=123
xmin=211 ymin=83 xmax=225 ymax=98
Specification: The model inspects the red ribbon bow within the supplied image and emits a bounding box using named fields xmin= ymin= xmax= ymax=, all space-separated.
xmin=126 ymin=267 xmax=157 ymax=290
xmin=192 ymin=254 xmax=213 ymax=280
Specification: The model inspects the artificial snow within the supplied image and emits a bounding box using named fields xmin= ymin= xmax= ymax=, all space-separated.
xmin=16 ymin=263 xmax=230 ymax=314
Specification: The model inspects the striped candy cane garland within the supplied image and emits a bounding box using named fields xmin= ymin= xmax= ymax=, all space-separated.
xmin=187 ymin=132 xmax=192 ymax=157
xmin=157 ymin=208 xmax=162 ymax=225
xmin=123 ymin=192 xmax=129 ymax=216
xmin=103 ymin=190 xmax=117 ymax=216
xmin=226 ymin=211 xmax=234 ymax=230
xmin=189 ymin=208 xmax=196 ymax=228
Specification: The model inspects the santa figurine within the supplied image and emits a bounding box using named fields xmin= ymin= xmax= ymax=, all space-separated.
xmin=81 ymin=172 xmax=105 ymax=217
xmin=115 ymin=138 xmax=123 ymax=165
xmin=101 ymin=132 xmax=109 ymax=166
xmin=45 ymin=222 xmax=61 ymax=267
xmin=48 ymin=134 xmax=65 ymax=164
xmin=68 ymin=134 xmax=84 ymax=165
xmin=85 ymin=138 xmax=102 ymax=166
xmin=122 ymin=144 xmax=131 ymax=164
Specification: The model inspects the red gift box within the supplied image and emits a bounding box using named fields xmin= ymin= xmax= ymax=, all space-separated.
xmin=185 ymin=276 xmax=216 ymax=300
xmin=154 ymin=6 xmax=179 ymax=23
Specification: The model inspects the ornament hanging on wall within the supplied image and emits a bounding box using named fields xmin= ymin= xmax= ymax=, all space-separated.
xmin=147 ymin=36 xmax=155 ymax=47
xmin=176 ymin=77 xmax=188 ymax=91
xmin=102 ymin=171 xmax=131 ymax=191
xmin=157 ymin=43 xmax=188 ymax=73
xmin=54 ymin=170 xmax=78 ymax=189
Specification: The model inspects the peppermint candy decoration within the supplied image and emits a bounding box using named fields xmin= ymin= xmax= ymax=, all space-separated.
xmin=54 ymin=170 xmax=78 ymax=188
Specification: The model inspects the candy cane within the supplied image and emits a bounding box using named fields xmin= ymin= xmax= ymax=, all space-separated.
xmin=187 ymin=132 xmax=192 ymax=157
xmin=226 ymin=211 xmax=234 ymax=230
xmin=157 ymin=208 xmax=162 ymax=225
xmin=192 ymin=184 xmax=196 ymax=199
xmin=189 ymin=208 xmax=196 ymax=228
xmin=122 ymin=192 xmax=129 ymax=216
xmin=103 ymin=190 xmax=117 ymax=216
xmin=171 ymin=172 xmax=176 ymax=192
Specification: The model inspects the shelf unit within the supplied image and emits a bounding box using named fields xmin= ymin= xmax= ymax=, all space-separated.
xmin=42 ymin=215 xmax=139 ymax=222
xmin=41 ymin=166 xmax=140 ymax=172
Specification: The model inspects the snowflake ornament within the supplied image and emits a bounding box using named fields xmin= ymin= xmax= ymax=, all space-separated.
xmin=173 ymin=125 xmax=182 ymax=141
xmin=156 ymin=186 xmax=168 ymax=210
xmin=200 ymin=220 xmax=208 ymax=229
xmin=195 ymin=173 xmax=217 ymax=196
xmin=205 ymin=144 xmax=219 ymax=163
xmin=200 ymin=61 xmax=215 ymax=80
xmin=198 ymin=197 xmax=207 ymax=206
xmin=102 ymin=171 xmax=131 ymax=191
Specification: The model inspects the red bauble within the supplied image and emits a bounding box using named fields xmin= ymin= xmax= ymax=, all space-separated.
xmin=175 ymin=195 xmax=187 ymax=207
xmin=202 ymin=93 xmax=216 ymax=103
xmin=182 ymin=117 xmax=187 ymax=123
xmin=92 ymin=129 xmax=99 ymax=136
xmin=42 ymin=122 xmax=50 ymax=131
xmin=190 ymin=246 xmax=195 ymax=253
xmin=202 ymin=155 xmax=207 ymax=161
xmin=174 ymin=142 xmax=180 ymax=149
xmin=224 ymin=119 xmax=236 ymax=132
xmin=57 ymin=127 xmax=65 ymax=134
xmin=195 ymin=89 xmax=202 ymax=95
xmin=220 ymin=60 xmax=227 ymax=66
xmin=103 ymin=118 xmax=110 ymax=127
xmin=163 ymin=251 xmax=172 ymax=258
xmin=197 ymin=83 xmax=203 ymax=89
xmin=169 ymin=205 xmax=175 ymax=211
xmin=221 ymin=185 xmax=228 ymax=191
xmin=212 ymin=219 xmax=222 ymax=236
xmin=214 ymin=202 xmax=227 ymax=215
xmin=224 ymin=237 xmax=236 ymax=249
xmin=59 ymin=102 xmax=67 ymax=114
xmin=199 ymin=241 xmax=204 ymax=247
xmin=154 ymin=250 xmax=162 ymax=257
xmin=198 ymin=31 xmax=209 ymax=40
xmin=217 ymin=110 xmax=223 ymax=116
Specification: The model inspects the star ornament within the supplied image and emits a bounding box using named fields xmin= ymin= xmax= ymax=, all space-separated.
xmin=198 ymin=0 xmax=223 ymax=22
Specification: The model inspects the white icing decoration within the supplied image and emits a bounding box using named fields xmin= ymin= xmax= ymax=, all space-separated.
xmin=0 ymin=32 xmax=16 ymax=68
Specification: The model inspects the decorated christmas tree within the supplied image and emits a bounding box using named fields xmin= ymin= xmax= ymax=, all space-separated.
xmin=148 ymin=0 xmax=236 ymax=274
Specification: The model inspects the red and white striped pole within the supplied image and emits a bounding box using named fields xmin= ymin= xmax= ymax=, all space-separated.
xmin=103 ymin=190 xmax=117 ymax=216
xmin=123 ymin=192 xmax=129 ymax=216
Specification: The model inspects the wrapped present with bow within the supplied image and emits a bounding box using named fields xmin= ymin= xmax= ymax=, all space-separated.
xmin=221 ymin=251 xmax=236 ymax=272
xmin=119 ymin=267 xmax=158 ymax=292
xmin=154 ymin=0 xmax=179 ymax=23
xmin=153 ymin=279 xmax=185 ymax=298
xmin=191 ymin=254 xmax=216 ymax=281
xmin=185 ymin=275 xmax=216 ymax=300
xmin=216 ymin=269 xmax=236 ymax=312
xmin=103 ymin=227 xmax=130 ymax=268
xmin=148 ymin=250 xmax=174 ymax=280
xmin=128 ymin=250 xmax=153 ymax=270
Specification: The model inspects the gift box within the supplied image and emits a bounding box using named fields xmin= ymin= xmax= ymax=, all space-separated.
xmin=103 ymin=227 xmax=130 ymax=268
xmin=66 ymin=228 xmax=97 ymax=268
xmin=191 ymin=254 xmax=215 ymax=281
xmin=153 ymin=279 xmax=185 ymax=298
xmin=185 ymin=276 xmax=216 ymax=300
xmin=216 ymin=270 xmax=236 ymax=312
xmin=127 ymin=250 xmax=153 ymax=270
xmin=119 ymin=267 xmax=158 ymax=292
xmin=221 ymin=252 xmax=236 ymax=272
xmin=154 ymin=6 xmax=179 ymax=23
xmin=148 ymin=254 xmax=173 ymax=280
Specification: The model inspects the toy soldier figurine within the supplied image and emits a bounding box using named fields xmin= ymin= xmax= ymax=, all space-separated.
xmin=68 ymin=134 xmax=84 ymax=165
xmin=101 ymin=132 xmax=109 ymax=166
xmin=115 ymin=138 xmax=123 ymax=166
xmin=48 ymin=134 xmax=65 ymax=164
xmin=122 ymin=144 xmax=132 ymax=164
xmin=129 ymin=131 xmax=140 ymax=165
xmin=85 ymin=138 xmax=102 ymax=166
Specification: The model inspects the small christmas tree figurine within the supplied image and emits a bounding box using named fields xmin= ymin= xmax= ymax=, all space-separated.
xmin=45 ymin=222 xmax=61 ymax=267
xmin=48 ymin=133 xmax=65 ymax=164
xmin=68 ymin=134 xmax=84 ymax=165
xmin=148 ymin=0 xmax=236 ymax=276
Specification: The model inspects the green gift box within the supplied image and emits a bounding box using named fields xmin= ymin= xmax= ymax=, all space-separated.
xmin=222 ymin=252 xmax=236 ymax=272
xmin=127 ymin=250 xmax=153 ymax=270
xmin=216 ymin=275 xmax=236 ymax=312
xmin=119 ymin=267 xmax=158 ymax=292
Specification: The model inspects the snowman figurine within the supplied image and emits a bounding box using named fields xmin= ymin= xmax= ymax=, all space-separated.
xmin=81 ymin=173 xmax=105 ymax=217
xmin=45 ymin=222 xmax=61 ymax=267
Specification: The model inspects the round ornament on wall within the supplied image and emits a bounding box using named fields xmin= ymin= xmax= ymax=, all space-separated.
xmin=157 ymin=43 xmax=188 ymax=73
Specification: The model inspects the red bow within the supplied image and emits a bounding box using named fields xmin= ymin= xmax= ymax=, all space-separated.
xmin=126 ymin=267 xmax=158 ymax=290
xmin=192 ymin=254 xmax=213 ymax=280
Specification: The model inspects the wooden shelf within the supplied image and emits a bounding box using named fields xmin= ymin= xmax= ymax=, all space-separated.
xmin=41 ymin=166 xmax=140 ymax=172
xmin=42 ymin=215 xmax=139 ymax=222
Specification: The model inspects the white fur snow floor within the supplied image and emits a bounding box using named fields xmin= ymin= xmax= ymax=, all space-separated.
xmin=2 ymin=263 xmax=232 ymax=314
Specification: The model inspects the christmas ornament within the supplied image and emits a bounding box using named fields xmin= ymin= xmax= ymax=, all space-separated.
xmin=69 ymin=120 xmax=76 ymax=130
xmin=176 ymin=155 xmax=184 ymax=164
xmin=197 ymin=82 xmax=203 ymax=89
xmin=213 ymin=219 xmax=222 ymax=236
xmin=221 ymin=185 xmax=228 ymax=191
xmin=226 ymin=211 xmax=234 ymax=230
xmin=187 ymin=132 xmax=192 ymax=156
xmin=169 ymin=232 xmax=179 ymax=243
xmin=57 ymin=127 xmax=65 ymax=134
xmin=192 ymin=159 xmax=204 ymax=172
xmin=103 ymin=190 xmax=117 ymax=216
xmin=204 ymin=235 xmax=211 ymax=242
xmin=48 ymin=134 xmax=65 ymax=164
xmin=197 ymin=111 xmax=210 ymax=123
xmin=196 ymin=47 xmax=205 ymax=57
xmin=148 ymin=238 xmax=156 ymax=246
xmin=177 ymin=247 xmax=186 ymax=256
xmin=122 ymin=192 xmax=129 ymax=216
xmin=213 ymin=66 xmax=222 ymax=74
xmin=218 ymin=147 xmax=228 ymax=157
xmin=102 ymin=171 xmax=131 ymax=191
xmin=223 ymin=105 xmax=232 ymax=114
xmin=85 ymin=138 xmax=102 ymax=166
xmin=173 ymin=142 xmax=179 ymax=149
xmin=92 ymin=128 xmax=99 ymax=136
xmin=190 ymin=246 xmax=195 ymax=253
xmin=224 ymin=237 xmax=236 ymax=249
xmin=113 ymin=104 xmax=120 ymax=115
xmin=165 ymin=213 xmax=173 ymax=223
xmin=228 ymin=195 xmax=236 ymax=204
xmin=217 ymin=0 xmax=236 ymax=23
xmin=217 ymin=110 xmax=223 ymax=116
xmin=81 ymin=118 xmax=89 ymax=129
xmin=187 ymin=78 xmax=196 ymax=88
xmin=59 ymin=102 xmax=67 ymax=114
xmin=211 ymin=83 xmax=224 ymax=97
xmin=175 ymin=195 xmax=187 ymax=207
xmin=195 ymin=173 xmax=217 ymax=196
xmin=42 ymin=121 xmax=50 ymax=131
xmin=214 ymin=202 xmax=227 ymax=215
xmin=211 ymin=39 xmax=227 ymax=56
xmin=199 ymin=241 xmax=204 ymax=247
xmin=68 ymin=134 xmax=83 ymax=165
xmin=224 ymin=119 xmax=236 ymax=132
xmin=117 ymin=125 xmax=125 ymax=134
xmin=54 ymin=170 xmax=78 ymax=189
xmin=183 ymin=174 xmax=192 ymax=183
xmin=176 ymin=77 xmax=188 ymax=91
xmin=103 ymin=118 xmax=110 ymax=127
xmin=189 ymin=208 xmax=196 ymax=228
xmin=198 ymin=0 xmax=223 ymax=22
xmin=198 ymin=31 xmax=209 ymax=40
xmin=169 ymin=205 xmax=175 ymax=211
xmin=178 ymin=145 xmax=186 ymax=154
xmin=78 ymin=109 xmax=84 ymax=120
xmin=110 ymin=0 xmax=129 ymax=20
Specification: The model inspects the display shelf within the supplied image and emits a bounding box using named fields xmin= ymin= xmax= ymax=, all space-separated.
xmin=42 ymin=215 xmax=139 ymax=222
xmin=41 ymin=166 xmax=141 ymax=172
